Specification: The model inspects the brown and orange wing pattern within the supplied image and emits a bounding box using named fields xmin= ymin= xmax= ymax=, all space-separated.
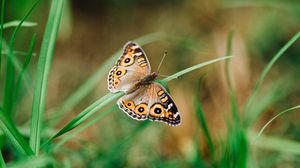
xmin=117 ymin=86 xmax=150 ymax=120
xmin=108 ymin=42 xmax=151 ymax=93
xmin=117 ymin=83 xmax=181 ymax=126
xmin=147 ymin=83 xmax=181 ymax=126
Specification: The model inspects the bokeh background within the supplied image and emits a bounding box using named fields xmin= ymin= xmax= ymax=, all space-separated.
xmin=1 ymin=0 xmax=300 ymax=167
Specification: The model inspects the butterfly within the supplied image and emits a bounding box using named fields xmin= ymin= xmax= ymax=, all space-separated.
xmin=107 ymin=42 xmax=181 ymax=126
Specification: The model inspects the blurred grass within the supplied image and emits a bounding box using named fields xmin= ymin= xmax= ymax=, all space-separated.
xmin=30 ymin=0 xmax=64 ymax=155
xmin=12 ymin=33 xmax=36 ymax=115
xmin=244 ymin=32 xmax=300 ymax=126
xmin=2 ymin=0 xmax=40 ymax=117
xmin=0 ymin=108 xmax=33 ymax=155
xmin=2 ymin=20 xmax=37 ymax=29
xmin=0 ymin=0 xmax=4 ymax=74
xmin=255 ymin=105 xmax=300 ymax=143
xmin=0 ymin=151 xmax=6 ymax=168
xmin=1 ymin=39 xmax=32 ymax=87
xmin=194 ymin=79 xmax=215 ymax=164
xmin=53 ymin=105 xmax=118 ymax=152
xmin=250 ymin=131 xmax=300 ymax=155
xmin=6 ymin=155 xmax=54 ymax=168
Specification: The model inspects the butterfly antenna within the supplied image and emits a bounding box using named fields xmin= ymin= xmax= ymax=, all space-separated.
xmin=157 ymin=51 xmax=167 ymax=73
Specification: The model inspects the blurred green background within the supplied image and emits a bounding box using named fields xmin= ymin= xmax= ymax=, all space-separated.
xmin=1 ymin=0 xmax=300 ymax=167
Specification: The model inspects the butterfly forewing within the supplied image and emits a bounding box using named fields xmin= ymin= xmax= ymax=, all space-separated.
xmin=108 ymin=42 xmax=151 ymax=93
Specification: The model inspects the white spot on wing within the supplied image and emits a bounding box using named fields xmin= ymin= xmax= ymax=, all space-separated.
xmin=132 ymin=45 xmax=138 ymax=49
xmin=167 ymin=103 xmax=173 ymax=111
xmin=135 ymin=52 xmax=142 ymax=56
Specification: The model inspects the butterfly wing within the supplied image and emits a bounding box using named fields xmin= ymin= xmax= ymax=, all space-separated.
xmin=108 ymin=42 xmax=151 ymax=93
xmin=117 ymin=85 xmax=150 ymax=120
xmin=147 ymin=82 xmax=181 ymax=126
xmin=118 ymin=82 xmax=181 ymax=126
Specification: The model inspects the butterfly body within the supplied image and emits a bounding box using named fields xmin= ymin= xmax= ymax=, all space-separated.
xmin=137 ymin=72 xmax=158 ymax=86
xmin=107 ymin=42 xmax=181 ymax=126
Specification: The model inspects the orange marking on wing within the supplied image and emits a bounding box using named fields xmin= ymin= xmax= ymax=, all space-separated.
xmin=157 ymin=90 xmax=164 ymax=96
xmin=123 ymin=100 xmax=135 ymax=110
xmin=140 ymin=63 xmax=147 ymax=67
xmin=120 ymin=56 xmax=134 ymax=66
xmin=150 ymin=103 xmax=165 ymax=117
xmin=161 ymin=96 xmax=168 ymax=103
xmin=114 ymin=68 xmax=126 ymax=78
xmin=134 ymin=103 xmax=148 ymax=115
xmin=113 ymin=78 xmax=121 ymax=87
xmin=137 ymin=57 xmax=145 ymax=62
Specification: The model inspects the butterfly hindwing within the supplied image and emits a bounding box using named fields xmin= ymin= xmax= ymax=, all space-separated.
xmin=108 ymin=42 xmax=151 ymax=93
xmin=117 ymin=83 xmax=181 ymax=126
xmin=117 ymin=86 xmax=149 ymax=120
xmin=147 ymin=83 xmax=181 ymax=126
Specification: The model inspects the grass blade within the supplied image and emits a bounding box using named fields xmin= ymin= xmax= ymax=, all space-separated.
xmin=13 ymin=34 xmax=36 ymax=115
xmin=49 ymin=32 xmax=165 ymax=124
xmin=2 ymin=0 xmax=40 ymax=116
xmin=246 ymin=76 xmax=294 ymax=126
xmin=0 ymin=108 xmax=34 ymax=155
xmin=163 ymin=56 xmax=232 ymax=82
xmin=0 ymin=151 xmax=6 ymax=168
xmin=44 ymin=56 xmax=230 ymax=145
xmin=250 ymin=131 xmax=300 ymax=155
xmin=30 ymin=0 xmax=65 ymax=155
xmin=0 ymin=0 xmax=5 ymax=74
xmin=225 ymin=30 xmax=234 ymax=91
xmin=96 ymin=122 xmax=149 ymax=167
xmin=1 ymin=39 xmax=32 ymax=91
xmin=253 ymin=105 xmax=300 ymax=143
xmin=7 ymin=155 xmax=54 ymax=168
xmin=43 ymin=92 xmax=123 ymax=147
xmin=53 ymin=105 xmax=117 ymax=151
xmin=194 ymin=96 xmax=215 ymax=162
xmin=2 ymin=20 xmax=37 ymax=29
xmin=244 ymin=32 xmax=300 ymax=120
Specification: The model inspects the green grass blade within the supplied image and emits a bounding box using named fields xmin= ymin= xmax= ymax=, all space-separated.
xmin=194 ymin=97 xmax=215 ymax=162
xmin=253 ymin=105 xmax=300 ymax=143
xmin=244 ymin=32 xmax=300 ymax=119
xmin=224 ymin=31 xmax=240 ymax=126
xmin=223 ymin=30 xmax=249 ymax=167
xmin=53 ymin=105 xmax=117 ymax=151
xmin=49 ymin=32 xmax=165 ymax=124
xmin=1 ymin=50 xmax=36 ymax=57
xmin=98 ymin=122 xmax=149 ymax=167
xmin=3 ymin=0 xmax=40 ymax=116
xmin=245 ymin=76 xmax=294 ymax=126
xmin=0 ymin=0 xmax=5 ymax=74
xmin=45 ymin=56 xmax=230 ymax=145
xmin=0 ymin=151 xmax=6 ymax=168
xmin=0 ymin=108 xmax=34 ymax=155
xmin=250 ymin=131 xmax=300 ymax=155
xmin=225 ymin=30 xmax=234 ymax=91
xmin=163 ymin=56 xmax=232 ymax=82
xmin=43 ymin=92 xmax=123 ymax=147
xmin=7 ymin=155 xmax=54 ymax=168
xmin=30 ymin=0 xmax=65 ymax=155
xmin=12 ymin=34 xmax=36 ymax=115
xmin=1 ymin=39 xmax=32 ymax=91
xmin=2 ymin=20 xmax=37 ymax=29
